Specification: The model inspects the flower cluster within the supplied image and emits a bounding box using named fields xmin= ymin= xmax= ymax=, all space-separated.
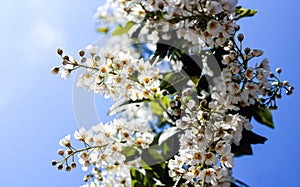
xmin=51 ymin=0 xmax=294 ymax=187
xmin=52 ymin=46 xmax=162 ymax=101
xmin=52 ymin=118 xmax=154 ymax=186
xmin=168 ymin=94 xmax=252 ymax=186
xmin=96 ymin=0 xmax=239 ymax=49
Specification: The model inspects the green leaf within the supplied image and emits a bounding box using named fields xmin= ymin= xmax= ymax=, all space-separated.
xmin=243 ymin=130 xmax=267 ymax=145
xmin=160 ymin=72 xmax=190 ymax=94
xmin=112 ymin=21 xmax=135 ymax=36
xmin=122 ymin=146 xmax=140 ymax=162
xmin=235 ymin=6 xmax=258 ymax=19
xmin=141 ymin=145 xmax=165 ymax=166
xmin=253 ymin=105 xmax=274 ymax=129
xmin=97 ymin=27 xmax=109 ymax=33
xmin=232 ymin=140 xmax=253 ymax=156
xmin=130 ymin=168 xmax=152 ymax=187
xmin=150 ymin=96 xmax=170 ymax=116
xmin=232 ymin=130 xmax=267 ymax=157
xmin=158 ymin=127 xmax=182 ymax=159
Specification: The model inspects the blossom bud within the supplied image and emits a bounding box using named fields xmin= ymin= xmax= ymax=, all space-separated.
xmin=51 ymin=67 xmax=60 ymax=75
xmin=66 ymin=149 xmax=73 ymax=155
xmin=276 ymin=68 xmax=282 ymax=74
xmin=269 ymin=105 xmax=278 ymax=110
xmin=201 ymin=112 xmax=210 ymax=120
xmin=81 ymin=57 xmax=87 ymax=63
xmin=286 ymin=90 xmax=293 ymax=95
xmin=65 ymin=165 xmax=72 ymax=172
xmin=71 ymin=162 xmax=77 ymax=168
xmin=63 ymin=55 xmax=69 ymax=61
xmin=57 ymin=48 xmax=63 ymax=55
xmin=237 ymin=33 xmax=244 ymax=42
xmin=94 ymin=55 xmax=101 ymax=61
xmin=235 ymin=25 xmax=240 ymax=31
xmin=173 ymin=109 xmax=181 ymax=117
xmin=200 ymin=100 xmax=207 ymax=107
xmin=252 ymin=49 xmax=263 ymax=57
xmin=283 ymin=81 xmax=289 ymax=86
xmin=275 ymin=93 xmax=282 ymax=99
xmin=84 ymin=160 xmax=90 ymax=167
xmin=269 ymin=73 xmax=275 ymax=78
xmin=58 ymin=149 xmax=65 ymax=156
xmin=244 ymin=47 xmax=251 ymax=54
xmin=158 ymin=2 xmax=164 ymax=10
xmin=51 ymin=160 xmax=57 ymax=166
xmin=289 ymin=86 xmax=295 ymax=91
xmin=79 ymin=50 xmax=85 ymax=57
xmin=57 ymin=164 xmax=63 ymax=170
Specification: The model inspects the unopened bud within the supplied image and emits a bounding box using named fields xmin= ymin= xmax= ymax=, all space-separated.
xmin=63 ymin=55 xmax=69 ymax=61
xmin=173 ymin=109 xmax=181 ymax=117
xmin=79 ymin=50 xmax=85 ymax=57
xmin=57 ymin=48 xmax=63 ymax=56
xmin=275 ymin=93 xmax=282 ymax=99
xmin=269 ymin=73 xmax=275 ymax=78
xmin=81 ymin=57 xmax=87 ymax=63
xmin=269 ymin=105 xmax=278 ymax=110
xmin=286 ymin=90 xmax=293 ymax=95
xmin=71 ymin=162 xmax=77 ymax=169
xmin=276 ymin=68 xmax=282 ymax=74
xmin=94 ymin=55 xmax=101 ymax=61
xmin=57 ymin=164 xmax=63 ymax=170
xmin=235 ymin=25 xmax=240 ymax=31
xmin=237 ymin=33 xmax=244 ymax=42
xmin=283 ymin=81 xmax=289 ymax=86
xmin=252 ymin=49 xmax=263 ymax=57
xmin=51 ymin=160 xmax=57 ymax=166
xmin=158 ymin=2 xmax=164 ymax=10
xmin=51 ymin=67 xmax=60 ymax=75
xmin=244 ymin=47 xmax=251 ymax=54
xmin=66 ymin=149 xmax=73 ymax=155
xmin=58 ymin=149 xmax=64 ymax=156
xmin=65 ymin=165 xmax=72 ymax=172
xmin=200 ymin=100 xmax=207 ymax=107
xmin=202 ymin=112 xmax=210 ymax=120
xmin=84 ymin=160 xmax=90 ymax=167
xmin=289 ymin=86 xmax=295 ymax=91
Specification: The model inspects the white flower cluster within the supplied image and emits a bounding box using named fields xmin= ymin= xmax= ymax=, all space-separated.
xmin=80 ymin=165 xmax=132 ymax=187
xmin=168 ymin=88 xmax=252 ymax=186
xmin=216 ymin=50 xmax=272 ymax=109
xmin=55 ymin=45 xmax=162 ymax=101
xmin=57 ymin=118 xmax=154 ymax=186
xmin=52 ymin=1 xmax=294 ymax=186
xmin=97 ymin=0 xmax=239 ymax=49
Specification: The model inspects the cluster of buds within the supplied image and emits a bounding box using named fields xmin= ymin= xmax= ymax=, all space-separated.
xmin=265 ymin=68 xmax=294 ymax=110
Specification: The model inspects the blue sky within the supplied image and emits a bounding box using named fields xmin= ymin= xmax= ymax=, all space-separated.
xmin=0 ymin=0 xmax=299 ymax=186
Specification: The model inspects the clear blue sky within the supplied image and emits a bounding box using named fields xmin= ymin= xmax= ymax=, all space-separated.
xmin=0 ymin=0 xmax=299 ymax=186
